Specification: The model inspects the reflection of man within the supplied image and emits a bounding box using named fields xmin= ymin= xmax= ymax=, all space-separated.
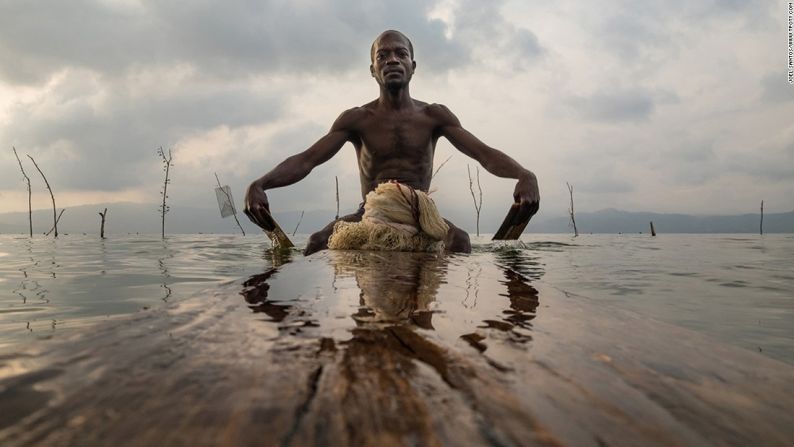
xmin=330 ymin=251 xmax=446 ymax=328
xmin=244 ymin=30 xmax=540 ymax=255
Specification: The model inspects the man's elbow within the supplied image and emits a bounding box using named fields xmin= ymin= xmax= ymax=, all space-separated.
xmin=296 ymin=159 xmax=317 ymax=178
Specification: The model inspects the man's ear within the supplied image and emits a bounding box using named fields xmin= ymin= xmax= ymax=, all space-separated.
xmin=412 ymin=61 xmax=417 ymax=72
xmin=370 ymin=64 xmax=375 ymax=77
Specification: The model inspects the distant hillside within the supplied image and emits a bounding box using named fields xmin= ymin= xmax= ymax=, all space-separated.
xmin=0 ymin=203 xmax=791 ymax=234
xmin=530 ymin=209 xmax=794 ymax=234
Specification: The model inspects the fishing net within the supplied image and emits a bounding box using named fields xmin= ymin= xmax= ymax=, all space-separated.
xmin=214 ymin=185 xmax=236 ymax=218
xmin=328 ymin=182 xmax=449 ymax=252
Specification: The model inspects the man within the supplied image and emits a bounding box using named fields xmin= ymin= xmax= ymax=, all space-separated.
xmin=244 ymin=30 xmax=539 ymax=255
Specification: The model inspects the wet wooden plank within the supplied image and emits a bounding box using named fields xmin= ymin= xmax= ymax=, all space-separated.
xmin=262 ymin=207 xmax=294 ymax=249
xmin=1 ymin=250 xmax=792 ymax=446
xmin=492 ymin=202 xmax=529 ymax=240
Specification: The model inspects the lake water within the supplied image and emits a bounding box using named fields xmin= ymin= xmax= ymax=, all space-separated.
xmin=1 ymin=233 xmax=792 ymax=364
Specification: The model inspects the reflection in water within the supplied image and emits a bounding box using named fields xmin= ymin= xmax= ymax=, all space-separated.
xmin=236 ymin=249 xmax=549 ymax=445
xmin=499 ymin=269 xmax=540 ymax=330
xmin=494 ymin=248 xmax=542 ymax=331
xmin=462 ymin=261 xmax=482 ymax=309
xmin=240 ymin=247 xmax=544 ymax=358
xmin=242 ymin=268 xmax=289 ymax=322
xmin=11 ymin=240 xmax=51 ymax=333
xmin=493 ymin=246 xmax=545 ymax=281
xmin=157 ymin=241 xmax=173 ymax=302
xmin=240 ymin=249 xmax=294 ymax=322
xmin=13 ymin=241 xmax=38 ymax=306
xmin=457 ymin=248 xmax=542 ymax=353
xmin=330 ymin=251 xmax=447 ymax=330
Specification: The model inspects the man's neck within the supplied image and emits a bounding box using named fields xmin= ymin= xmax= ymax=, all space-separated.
xmin=378 ymin=85 xmax=412 ymax=110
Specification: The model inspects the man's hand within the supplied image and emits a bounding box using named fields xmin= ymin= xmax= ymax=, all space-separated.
xmin=511 ymin=171 xmax=540 ymax=226
xmin=243 ymin=181 xmax=276 ymax=232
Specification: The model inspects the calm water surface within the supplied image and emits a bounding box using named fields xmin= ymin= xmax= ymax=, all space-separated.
xmin=0 ymin=233 xmax=792 ymax=363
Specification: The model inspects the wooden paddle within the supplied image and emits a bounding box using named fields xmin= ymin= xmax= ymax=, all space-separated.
xmin=261 ymin=207 xmax=294 ymax=249
xmin=492 ymin=202 xmax=530 ymax=240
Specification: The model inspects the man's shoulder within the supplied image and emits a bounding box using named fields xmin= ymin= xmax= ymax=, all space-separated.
xmin=423 ymin=102 xmax=460 ymax=127
xmin=332 ymin=105 xmax=372 ymax=130
xmin=342 ymin=104 xmax=373 ymax=119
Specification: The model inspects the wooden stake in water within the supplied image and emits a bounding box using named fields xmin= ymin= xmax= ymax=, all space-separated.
xmin=760 ymin=200 xmax=764 ymax=235
xmin=99 ymin=208 xmax=108 ymax=239
xmin=650 ymin=221 xmax=656 ymax=237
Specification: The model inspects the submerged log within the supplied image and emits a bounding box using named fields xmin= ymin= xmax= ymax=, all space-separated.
xmin=1 ymin=250 xmax=793 ymax=446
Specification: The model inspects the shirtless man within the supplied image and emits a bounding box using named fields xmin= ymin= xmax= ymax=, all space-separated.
xmin=244 ymin=30 xmax=539 ymax=255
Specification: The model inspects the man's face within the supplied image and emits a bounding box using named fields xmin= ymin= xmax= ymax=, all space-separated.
xmin=370 ymin=34 xmax=416 ymax=90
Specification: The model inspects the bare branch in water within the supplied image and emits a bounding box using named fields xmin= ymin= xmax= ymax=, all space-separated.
xmin=27 ymin=154 xmax=59 ymax=237
xmin=292 ymin=210 xmax=304 ymax=236
xmin=432 ymin=155 xmax=453 ymax=179
xmin=45 ymin=209 xmax=65 ymax=236
xmin=157 ymin=147 xmax=173 ymax=239
xmin=467 ymin=165 xmax=483 ymax=236
xmin=566 ymin=182 xmax=579 ymax=237
xmin=12 ymin=147 xmax=32 ymax=237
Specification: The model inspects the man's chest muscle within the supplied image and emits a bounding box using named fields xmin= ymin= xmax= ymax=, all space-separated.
xmin=358 ymin=116 xmax=435 ymax=158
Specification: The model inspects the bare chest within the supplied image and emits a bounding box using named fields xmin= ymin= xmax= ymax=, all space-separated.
xmin=355 ymin=113 xmax=437 ymax=161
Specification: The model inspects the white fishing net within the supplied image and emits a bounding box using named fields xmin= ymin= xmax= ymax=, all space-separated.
xmin=328 ymin=182 xmax=449 ymax=252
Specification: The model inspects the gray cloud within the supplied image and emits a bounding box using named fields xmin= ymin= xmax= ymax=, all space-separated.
xmin=567 ymin=89 xmax=656 ymax=122
xmin=724 ymin=157 xmax=794 ymax=183
xmin=598 ymin=11 xmax=668 ymax=61
xmin=586 ymin=0 xmax=775 ymax=62
xmin=581 ymin=173 xmax=635 ymax=194
xmin=1 ymin=76 xmax=283 ymax=190
xmin=723 ymin=141 xmax=794 ymax=182
xmin=0 ymin=0 xmax=154 ymax=84
xmin=452 ymin=0 xmax=545 ymax=69
xmin=651 ymin=135 xmax=794 ymax=187
xmin=760 ymin=73 xmax=794 ymax=103
xmin=0 ymin=0 xmax=468 ymax=85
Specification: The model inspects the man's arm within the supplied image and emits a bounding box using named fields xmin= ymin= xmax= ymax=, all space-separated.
xmin=244 ymin=108 xmax=358 ymax=231
xmin=430 ymin=104 xmax=540 ymax=225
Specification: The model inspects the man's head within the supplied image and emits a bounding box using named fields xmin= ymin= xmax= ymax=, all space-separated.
xmin=370 ymin=30 xmax=416 ymax=91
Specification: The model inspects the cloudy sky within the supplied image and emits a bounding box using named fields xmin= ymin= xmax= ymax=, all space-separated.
xmin=1 ymin=0 xmax=791 ymax=227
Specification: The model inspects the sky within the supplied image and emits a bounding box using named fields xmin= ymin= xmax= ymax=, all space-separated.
xmin=1 ymin=0 xmax=792 ymax=225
